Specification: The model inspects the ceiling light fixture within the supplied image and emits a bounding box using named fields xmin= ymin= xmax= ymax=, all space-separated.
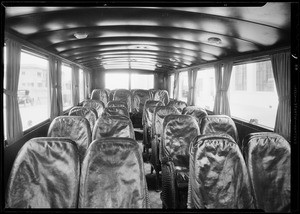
xmin=169 ymin=58 xmax=176 ymax=62
xmin=208 ymin=37 xmax=222 ymax=44
xmin=156 ymin=64 xmax=162 ymax=68
xmin=95 ymin=56 xmax=102 ymax=60
xmin=74 ymin=32 xmax=88 ymax=39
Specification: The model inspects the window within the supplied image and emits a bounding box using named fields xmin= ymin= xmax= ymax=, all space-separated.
xmin=18 ymin=50 xmax=49 ymax=131
xmin=61 ymin=64 xmax=73 ymax=110
xmin=105 ymin=72 xmax=129 ymax=90
xmin=229 ymin=60 xmax=278 ymax=129
xmin=178 ymin=71 xmax=188 ymax=102
xmin=194 ymin=68 xmax=215 ymax=110
xmin=233 ymin=64 xmax=247 ymax=91
xmin=169 ymin=74 xmax=174 ymax=98
xmin=131 ymin=73 xmax=154 ymax=89
xmin=79 ymin=69 xmax=84 ymax=102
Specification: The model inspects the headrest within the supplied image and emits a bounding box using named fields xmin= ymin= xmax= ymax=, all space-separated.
xmin=82 ymin=99 xmax=105 ymax=116
xmin=103 ymin=106 xmax=129 ymax=118
xmin=142 ymin=100 xmax=164 ymax=126
xmin=167 ymin=100 xmax=187 ymax=113
xmin=132 ymin=90 xmax=151 ymax=113
xmin=47 ymin=116 xmax=92 ymax=159
xmin=91 ymin=89 xmax=109 ymax=105
xmin=79 ymin=137 xmax=149 ymax=208
xmin=69 ymin=106 xmax=98 ymax=133
xmin=153 ymin=90 xmax=169 ymax=105
xmin=182 ymin=106 xmax=207 ymax=124
xmin=5 ymin=137 xmax=80 ymax=208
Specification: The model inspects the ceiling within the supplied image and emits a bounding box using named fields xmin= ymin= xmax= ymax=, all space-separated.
xmin=4 ymin=3 xmax=291 ymax=73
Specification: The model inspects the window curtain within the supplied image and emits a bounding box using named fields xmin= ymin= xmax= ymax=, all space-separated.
xmin=187 ymin=69 xmax=196 ymax=106
xmin=173 ymin=72 xmax=179 ymax=100
xmin=192 ymin=69 xmax=198 ymax=105
xmin=56 ymin=61 xmax=63 ymax=115
xmin=72 ymin=65 xmax=80 ymax=106
xmin=213 ymin=62 xmax=233 ymax=116
xmin=271 ymin=52 xmax=290 ymax=141
xmin=4 ymin=39 xmax=23 ymax=145
xmin=84 ymin=71 xmax=91 ymax=99
xmin=49 ymin=57 xmax=63 ymax=120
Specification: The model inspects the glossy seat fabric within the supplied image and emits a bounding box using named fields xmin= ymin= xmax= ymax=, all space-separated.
xmin=132 ymin=89 xmax=150 ymax=114
xmin=47 ymin=116 xmax=92 ymax=160
xmin=148 ymin=89 xmax=157 ymax=100
xmin=187 ymin=133 xmax=255 ymax=209
xmin=79 ymin=138 xmax=150 ymax=208
xmin=82 ymin=99 xmax=105 ymax=117
xmin=150 ymin=106 xmax=180 ymax=189
xmin=142 ymin=100 xmax=164 ymax=151
xmin=113 ymin=89 xmax=132 ymax=112
xmin=92 ymin=114 xmax=135 ymax=141
xmin=160 ymin=115 xmax=200 ymax=209
xmin=108 ymin=89 xmax=116 ymax=101
xmin=167 ymin=100 xmax=187 ymax=113
xmin=69 ymin=106 xmax=98 ymax=132
xmin=107 ymin=100 xmax=128 ymax=110
xmin=90 ymin=89 xmax=109 ymax=106
xmin=103 ymin=106 xmax=130 ymax=118
xmin=242 ymin=132 xmax=290 ymax=212
xmin=5 ymin=137 xmax=80 ymax=208
xmin=200 ymin=115 xmax=240 ymax=148
xmin=153 ymin=89 xmax=169 ymax=105
xmin=182 ymin=106 xmax=207 ymax=125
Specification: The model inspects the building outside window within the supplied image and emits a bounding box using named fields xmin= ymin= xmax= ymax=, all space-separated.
xmin=178 ymin=71 xmax=188 ymax=102
xmin=61 ymin=64 xmax=73 ymax=110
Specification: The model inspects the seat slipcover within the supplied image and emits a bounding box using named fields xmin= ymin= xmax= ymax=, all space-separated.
xmin=132 ymin=89 xmax=151 ymax=114
xmin=187 ymin=133 xmax=255 ymax=209
xmin=107 ymin=100 xmax=128 ymax=110
xmin=47 ymin=116 xmax=92 ymax=160
xmin=242 ymin=132 xmax=290 ymax=212
xmin=182 ymin=106 xmax=207 ymax=125
xmin=142 ymin=100 xmax=164 ymax=151
xmin=160 ymin=114 xmax=200 ymax=209
xmin=103 ymin=106 xmax=130 ymax=118
xmin=167 ymin=100 xmax=187 ymax=113
xmin=5 ymin=137 xmax=80 ymax=208
xmin=150 ymin=106 xmax=180 ymax=189
xmin=153 ymin=89 xmax=169 ymax=105
xmin=92 ymin=114 xmax=135 ymax=140
xmin=69 ymin=106 xmax=98 ymax=132
xmin=82 ymin=99 xmax=105 ymax=117
xmin=200 ymin=115 xmax=240 ymax=147
xmin=113 ymin=89 xmax=132 ymax=112
xmin=78 ymin=137 xmax=150 ymax=208
xmin=90 ymin=89 xmax=109 ymax=106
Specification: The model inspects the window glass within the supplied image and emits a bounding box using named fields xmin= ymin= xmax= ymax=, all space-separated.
xmin=194 ymin=68 xmax=215 ymax=111
xmin=61 ymin=64 xmax=73 ymax=110
xmin=131 ymin=73 xmax=154 ymax=89
xmin=178 ymin=71 xmax=188 ymax=102
xmin=169 ymin=74 xmax=174 ymax=98
xmin=229 ymin=60 xmax=278 ymax=129
xmin=79 ymin=69 xmax=84 ymax=102
xmin=18 ymin=50 xmax=49 ymax=131
xmin=105 ymin=72 xmax=129 ymax=90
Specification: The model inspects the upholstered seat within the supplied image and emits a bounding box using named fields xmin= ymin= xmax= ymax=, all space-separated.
xmin=90 ymin=89 xmax=109 ymax=106
xmin=78 ymin=137 xmax=150 ymax=208
xmin=200 ymin=115 xmax=240 ymax=147
xmin=131 ymin=89 xmax=151 ymax=128
xmin=103 ymin=106 xmax=130 ymax=118
xmin=188 ymin=133 xmax=255 ymax=209
xmin=160 ymin=114 xmax=200 ymax=209
xmin=150 ymin=106 xmax=180 ymax=190
xmin=107 ymin=100 xmax=128 ymax=110
xmin=82 ymin=99 xmax=105 ymax=117
xmin=167 ymin=100 xmax=187 ymax=113
xmin=69 ymin=106 xmax=98 ymax=132
xmin=113 ymin=89 xmax=132 ymax=112
xmin=153 ymin=89 xmax=169 ymax=105
xmin=47 ymin=116 xmax=92 ymax=160
xmin=5 ymin=137 xmax=80 ymax=208
xmin=182 ymin=106 xmax=207 ymax=126
xmin=242 ymin=132 xmax=290 ymax=212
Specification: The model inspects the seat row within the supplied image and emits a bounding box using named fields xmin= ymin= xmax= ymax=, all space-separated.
xmin=5 ymin=137 xmax=150 ymax=208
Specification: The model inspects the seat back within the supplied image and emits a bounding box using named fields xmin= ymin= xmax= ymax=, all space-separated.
xmin=182 ymin=106 xmax=207 ymax=125
xmin=103 ymin=106 xmax=129 ymax=118
xmin=132 ymin=89 xmax=151 ymax=113
xmin=153 ymin=89 xmax=169 ymax=105
xmin=167 ymin=100 xmax=187 ymax=113
xmin=92 ymin=114 xmax=135 ymax=140
xmin=160 ymin=115 xmax=200 ymax=168
xmin=107 ymin=100 xmax=128 ymax=110
xmin=188 ymin=133 xmax=255 ymax=209
xmin=148 ymin=89 xmax=157 ymax=99
xmin=113 ymin=89 xmax=132 ymax=112
xmin=69 ymin=106 xmax=98 ymax=132
xmin=142 ymin=100 xmax=164 ymax=128
xmin=109 ymin=89 xmax=116 ymax=101
xmin=90 ymin=89 xmax=109 ymax=106
xmin=242 ymin=132 xmax=290 ymax=212
xmin=82 ymin=99 xmax=105 ymax=117
xmin=47 ymin=116 xmax=92 ymax=159
xmin=5 ymin=137 xmax=80 ymax=208
xmin=200 ymin=115 xmax=240 ymax=147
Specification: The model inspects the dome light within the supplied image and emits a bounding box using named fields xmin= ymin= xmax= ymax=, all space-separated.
xmin=74 ymin=32 xmax=88 ymax=39
xmin=208 ymin=37 xmax=222 ymax=44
